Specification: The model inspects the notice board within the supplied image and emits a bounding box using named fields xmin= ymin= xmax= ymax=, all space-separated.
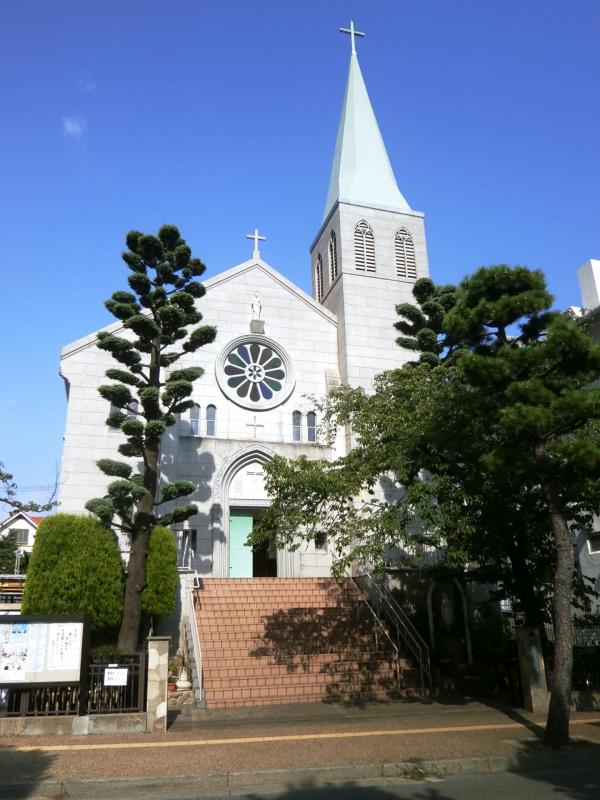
xmin=0 ymin=614 xmax=88 ymax=686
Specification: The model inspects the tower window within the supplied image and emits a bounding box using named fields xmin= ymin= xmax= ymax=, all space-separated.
xmin=307 ymin=411 xmax=317 ymax=443
xmin=127 ymin=399 xmax=138 ymax=417
xmin=395 ymin=228 xmax=417 ymax=279
xmin=206 ymin=404 xmax=216 ymax=437
xmin=328 ymin=230 xmax=338 ymax=283
xmin=315 ymin=254 xmax=324 ymax=302
xmin=354 ymin=220 xmax=376 ymax=273
xmin=292 ymin=410 xmax=301 ymax=442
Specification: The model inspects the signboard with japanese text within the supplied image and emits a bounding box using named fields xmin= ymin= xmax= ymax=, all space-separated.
xmin=104 ymin=667 xmax=128 ymax=686
xmin=0 ymin=615 xmax=88 ymax=686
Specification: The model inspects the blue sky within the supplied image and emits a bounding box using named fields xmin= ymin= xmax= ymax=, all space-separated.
xmin=2 ymin=0 xmax=599 ymax=504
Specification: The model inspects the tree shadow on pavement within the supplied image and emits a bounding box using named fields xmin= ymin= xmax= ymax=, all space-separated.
xmin=0 ymin=745 xmax=55 ymax=798
xmin=509 ymin=738 xmax=600 ymax=800
xmin=244 ymin=781 xmax=453 ymax=799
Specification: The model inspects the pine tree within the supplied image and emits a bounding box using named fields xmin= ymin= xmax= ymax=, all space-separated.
xmin=86 ymin=225 xmax=216 ymax=651
xmin=258 ymin=265 xmax=600 ymax=747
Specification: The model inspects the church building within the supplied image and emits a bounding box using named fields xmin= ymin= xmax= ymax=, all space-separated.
xmin=57 ymin=23 xmax=428 ymax=586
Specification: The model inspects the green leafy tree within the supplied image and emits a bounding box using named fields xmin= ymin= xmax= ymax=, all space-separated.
xmin=141 ymin=526 xmax=178 ymax=625
xmin=0 ymin=531 xmax=18 ymax=574
xmin=22 ymin=514 xmax=124 ymax=632
xmin=86 ymin=225 xmax=216 ymax=651
xmin=257 ymin=265 xmax=600 ymax=747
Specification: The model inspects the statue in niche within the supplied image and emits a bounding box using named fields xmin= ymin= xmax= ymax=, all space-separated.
xmin=251 ymin=291 xmax=262 ymax=320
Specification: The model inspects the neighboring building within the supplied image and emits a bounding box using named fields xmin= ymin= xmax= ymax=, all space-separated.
xmin=0 ymin=510 xmax=43 ymax=559
xmin=574 ymin=259 xmax=600 ymax=610
xmin=57 ymin=30 xmax=429 ymax=591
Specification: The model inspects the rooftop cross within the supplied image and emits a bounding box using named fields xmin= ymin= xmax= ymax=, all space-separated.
xmin=246 ymin=228 xmax=267 ymax=259
xmin=340 ymin=20 xmax=365 ymax=56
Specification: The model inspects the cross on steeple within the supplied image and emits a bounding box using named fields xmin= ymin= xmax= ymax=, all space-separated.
xmin=246 ymin=228 xmax=266 ymax=259
xmin=340 ymin=20 xmax=365 ymax=56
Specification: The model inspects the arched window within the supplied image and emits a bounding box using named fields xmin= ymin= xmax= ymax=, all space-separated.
xmin=292 ymin=410 xmax=301 ymax=442
xmin=307 ymin=411 xmax=317 ymax=443
xmin=315 ymin=254 xmax=324 ymax=302
xmin=206 ymin=404 xmax=216 ymax=437
xmin=328 ymin=230 xmax=338 ymax=283
xmin=354 ymin=220 xmax=376 ymax=272
xmin=127 ymin=399 xmax=138 ymax=417
xmin=395 ymin=228 xmax=417 ymax=279
xmin=189 ymin=403 xmax=200 ymax=436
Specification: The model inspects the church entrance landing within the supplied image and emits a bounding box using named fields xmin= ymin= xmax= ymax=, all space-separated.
xmin=229 ymin=509 xmax=276 ymax=578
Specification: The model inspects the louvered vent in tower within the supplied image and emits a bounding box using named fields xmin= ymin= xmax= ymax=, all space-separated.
xmin=395 ymin=228 xmax=416 ymax=279
xmin=328 ymin=230 xmax=338 ymax=282
xmin=354 ymin=220 xmax=376 ymax=273
xmin=315 ymin=254 xmax=324 ymax=302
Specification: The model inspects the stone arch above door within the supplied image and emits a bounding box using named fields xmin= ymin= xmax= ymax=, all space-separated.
xmin=211 ymin=444 xmax=296 ymax=577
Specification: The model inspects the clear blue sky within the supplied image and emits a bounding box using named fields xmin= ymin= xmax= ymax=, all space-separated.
xmin=2 ymin=1 xmax=599 ymax=503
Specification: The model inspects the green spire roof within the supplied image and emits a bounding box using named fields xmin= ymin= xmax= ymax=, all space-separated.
xmin=323 ymin=52 xmax=412 ymax=222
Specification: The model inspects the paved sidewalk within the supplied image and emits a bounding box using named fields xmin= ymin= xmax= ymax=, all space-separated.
xmin=0 ymin=699 xmax=599 ymax=798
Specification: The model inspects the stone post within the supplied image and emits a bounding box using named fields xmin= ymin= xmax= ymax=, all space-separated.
xmin=516 ymin=626 xmax=550 ymax=714
xmin=146 ymin=635 xmax=170 ymax=733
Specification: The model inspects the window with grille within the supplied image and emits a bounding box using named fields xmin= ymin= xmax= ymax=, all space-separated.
xmin=307 ymin=411 xmax=317 ymax=443
xmin=315 ymin=254 xmax=324 ymax=301
xmin=206 ymin=404 xmax=216 ymax=437
xmin=354 ymin=220 xmax=376 ymax=272
xmin=395 ymin=228 xmax=417 ymax=279
xmin=13 ymin=528 xmax=29 ymax=546
xmin=315 ymin=532 xmax=327 ymax=551
xmin=292 ymin=410 xmax=301 ymax=442
xmin=328 ymin=230 xmax=338 ymax=282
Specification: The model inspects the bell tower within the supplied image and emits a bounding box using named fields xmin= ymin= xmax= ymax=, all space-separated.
xmin=310 ymin=21 xmax=430 ymax=390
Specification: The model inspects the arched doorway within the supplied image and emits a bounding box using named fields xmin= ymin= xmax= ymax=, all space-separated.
xmin=229 ymin=460 xmax=275 ymax=577
xmin=212 ymin=445 xmax=296 ymax=578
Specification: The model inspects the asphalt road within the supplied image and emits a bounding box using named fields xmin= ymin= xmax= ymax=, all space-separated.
xmin=151 ymin=766 xmax=600 ymax=800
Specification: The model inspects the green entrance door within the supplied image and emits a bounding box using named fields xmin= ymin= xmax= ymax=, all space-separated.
xmin=229 ymin=511 xmax=254 ymax=577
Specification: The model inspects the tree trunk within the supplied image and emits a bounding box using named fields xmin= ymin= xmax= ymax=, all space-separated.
xmin=117 ymin=338 xmax=161 ymax=653
xmin=535 ymin=443 xmax=574 ymax=747
xmin=117 ymin=527 xmax=151 ymax=652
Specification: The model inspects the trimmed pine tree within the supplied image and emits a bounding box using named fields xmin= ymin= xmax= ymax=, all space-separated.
xmin=86 ymin=225 xmax=216 ymax=651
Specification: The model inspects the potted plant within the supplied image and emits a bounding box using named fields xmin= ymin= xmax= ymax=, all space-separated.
xmin=167 ymin=656 xmax=180 ymax=693
xmin=175 ymin=643 xmax=191 ymax=691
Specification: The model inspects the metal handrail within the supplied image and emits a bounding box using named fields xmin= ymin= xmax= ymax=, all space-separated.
xmin=353 ymin=572 xmax=432 ymax=691
xmin=355 ymin=588 xmax=402 ymax=690
xmin=183 ymin=580 xmax=203 ymax=702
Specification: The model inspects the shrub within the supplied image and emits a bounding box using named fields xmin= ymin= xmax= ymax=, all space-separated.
xmin=22 ymin=513 xmax=124 ymax=631
xmin=141 ymin=526 xmax=178 ymax=621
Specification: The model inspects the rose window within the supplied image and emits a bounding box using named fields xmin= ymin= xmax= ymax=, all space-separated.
xmin=224 ymin=342 xmax=286 ymax=403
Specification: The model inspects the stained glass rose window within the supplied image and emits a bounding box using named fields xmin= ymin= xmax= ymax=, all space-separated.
xmin=216 ymin=336 xmax=295 ymax=410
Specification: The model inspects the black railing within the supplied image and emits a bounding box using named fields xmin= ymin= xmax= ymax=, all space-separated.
xmin=0 ymin=652 xmax=146 ymax=717
xmin=353 ymin=572 xmax=432 ymax=692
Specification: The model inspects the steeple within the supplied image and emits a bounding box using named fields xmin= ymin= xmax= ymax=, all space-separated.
xmin=323 ymin=23 xmax=412 ymax=222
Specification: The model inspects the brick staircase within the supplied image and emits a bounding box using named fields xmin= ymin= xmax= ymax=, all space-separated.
xmin=194 ymin=577 xmax=416 ymax=709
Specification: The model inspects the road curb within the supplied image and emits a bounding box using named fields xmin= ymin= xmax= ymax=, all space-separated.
xmin=1 ymin=747 xmax=599 ymax=798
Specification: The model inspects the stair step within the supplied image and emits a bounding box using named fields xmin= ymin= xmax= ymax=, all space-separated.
xmin=191 ymin=577 xmax=420 ymax=709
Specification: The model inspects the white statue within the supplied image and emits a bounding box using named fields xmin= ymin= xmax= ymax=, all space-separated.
xmin=251 ymin=291 xmax=262 ymax=320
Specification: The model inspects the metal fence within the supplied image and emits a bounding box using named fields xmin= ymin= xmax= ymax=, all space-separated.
xmin=0 ymin=652 xmax=146 ymax=718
